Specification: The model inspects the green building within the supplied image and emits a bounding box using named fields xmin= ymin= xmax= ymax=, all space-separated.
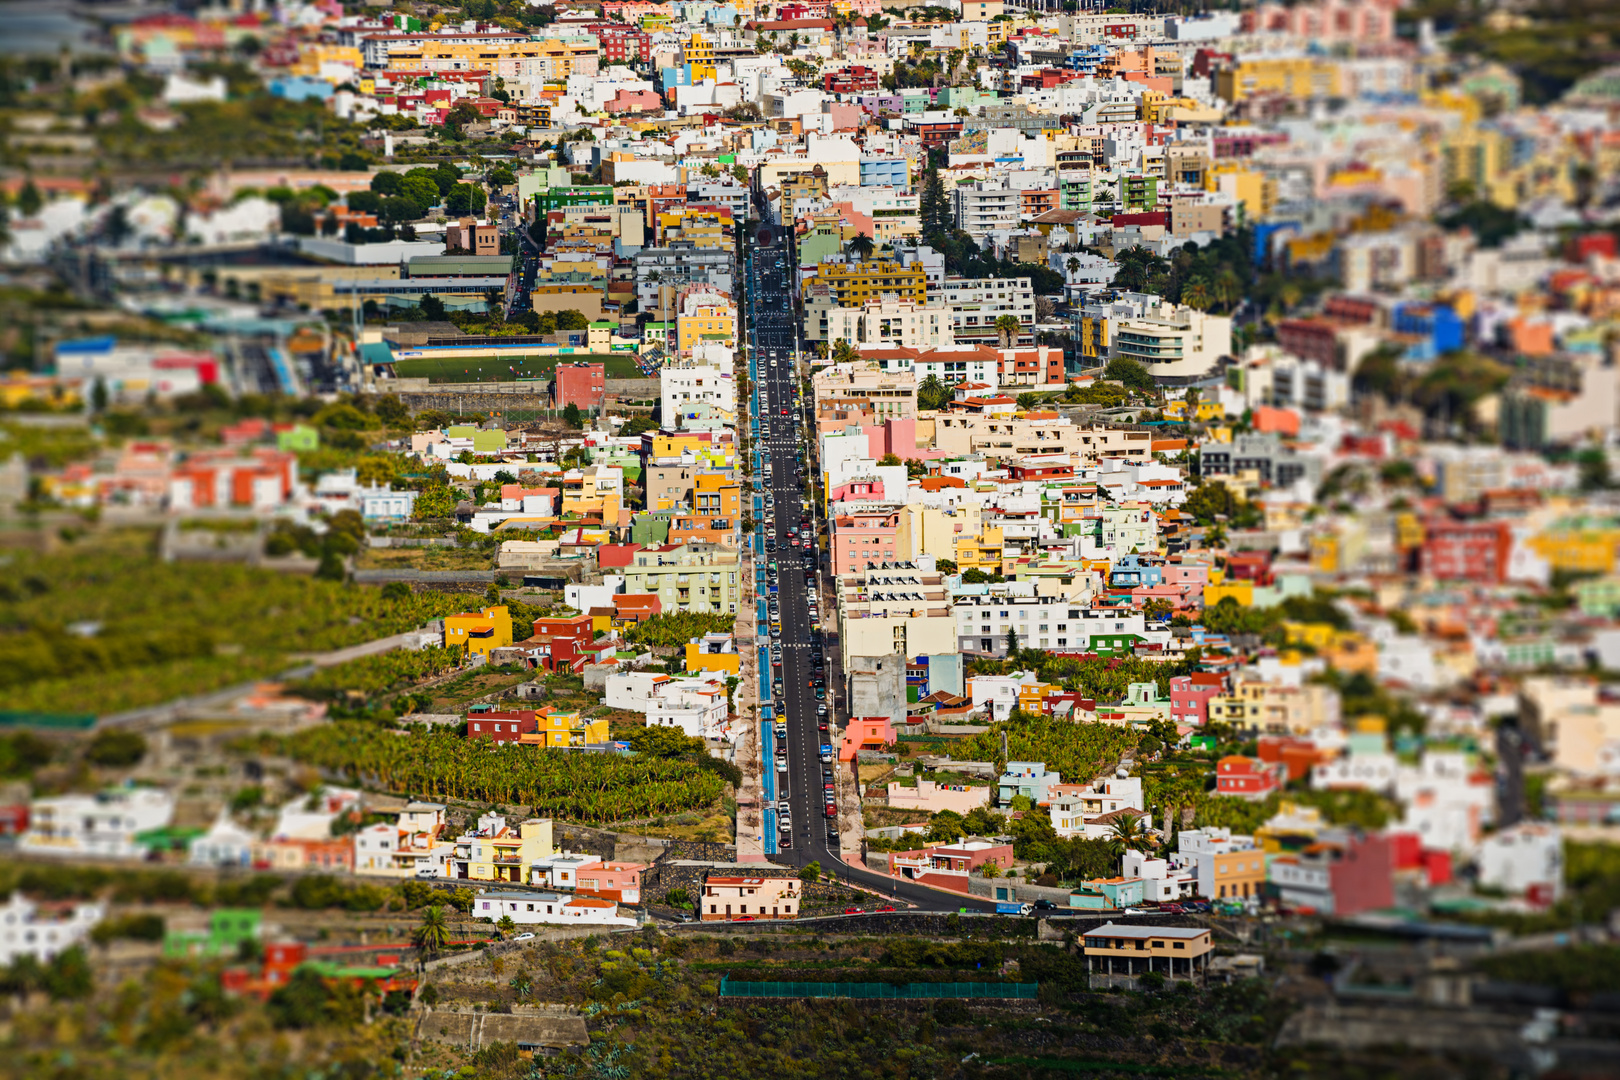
xmin=164 ymin=908 xmax=263 ymax=959
xmin=1120 ymin=175 xmax=1158 ymax=212
xmin=276 ymin=424 xmax=320 ymax=452
xmin=533 ymin=185 xmax=614 ymax=213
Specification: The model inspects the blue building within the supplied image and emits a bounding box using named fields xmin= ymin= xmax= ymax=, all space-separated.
xmin=1108 ymin=553 xmax=1163 ymax=589
xmin=1393 ymin=302 xmax=1464 ymax=356
xmin=860 ymin=156 xmax=909 ymax=187
xmin=269 ymin=76 xmax=334 ymax=102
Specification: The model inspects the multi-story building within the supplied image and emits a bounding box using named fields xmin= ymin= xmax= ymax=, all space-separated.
xmin=699 ymin=874 xmax=801 ymax=921
xmin=955 ymin=599 xmax=1158 ymax=656
xmin=834 ymin=562 xmax=957 ymax=663
xmin=941 ymin=276 xmax=1035 ymax=347
xmin=1198 ymin=433 xmax=1321 ymax=490
xmin=447 ymin=813 xmax=554 ymax=884
xmin=1269 ymin=830 xmax=1393 ymax=915
xmin=823 ymin=299 xmax=955 ymax=351
xmin=661 ymin=356 xmax=736 ymax=430
xmin=812 ymin=361 xmax=918 ymax=432
xmin=1212 ymin=55 xmax=1342 ymax=103
xmin=1214 ymin=755 xmax=1287 ymax=800
xmin=552 ymin=362 xmax=606 ymax=413
xmin=674 ymin=289 xmax=737 ymax=356
xmin=1109 ymin=301 xmax=1232 ymax=383
xmin=1421 ymin=519 xmax=1513 ymax=584
xmin=0 ymin=892 xmax=104 ymax=965
xmin=1048 ymin=772 xmax=1147 ymax=839
xmin=1176 ymin=826 xmax=1266 ymax=901
xmin=952 ymin=180 xmax=1021 ymax=239
xmin=19 ymin=788 xmax=176 ymax=861
xmin=815 ymin=260 xmax=929 ymax=307
xmin=621 ymin=541 xmax=741 ymax=615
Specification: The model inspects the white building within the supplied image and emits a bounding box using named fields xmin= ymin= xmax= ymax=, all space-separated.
xmin=529 ymin=851 xmax=601 ymax=890
xmin=660 ymin=356 xmax=736 ymax=430
xmin=20 ymin=788 xmax=176 ymax=860
xmin=955 ymin=597 xmax=1159 ymax=656
xmin=1175 ymin=827 xmax=1261 ymax=901
xmin=1394 ymin=751 xmax=1495 ymax=853
xmin=941 ymin=276 xmax=1035 ymax=347
xmin=1122 ymin=849 xmax=1197 ymax=902
xmin=188 ymin=809 xmax=257 ymax=868
xmin=604 ymin=671 xmax=732 ymax=741
xmin=473 ymin=889 xmax=636 ymax=926
xmin=1049 ymin=772 xmax=1148 ymax=839
xmin=0 ymin=892 xmax=104 ymax=965
xmin=1476 ymin=823 xmax=1563 ymax=902
xmin=824 ymin=299 xmax=955 ymax=351
xmin=1110 ymin=300 xmax=1233 ymax=384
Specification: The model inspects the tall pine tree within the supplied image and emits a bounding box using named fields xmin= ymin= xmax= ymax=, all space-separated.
xmin=918 ymin=167 xmax=949 ymax=242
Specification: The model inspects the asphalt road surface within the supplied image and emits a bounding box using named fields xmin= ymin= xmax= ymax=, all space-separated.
xmin=744 ymin=228 xmax=996 ymax=914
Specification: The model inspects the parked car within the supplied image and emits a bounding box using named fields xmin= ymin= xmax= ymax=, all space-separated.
xmin=844 ymin=907 xmax=864 ymax=915
xmin=1123 ymin=907 xmax=1151 ymax=916
xmin=1033 ymin=899 xmax=1059 ymax=911
xmin=512 ymin=932 xmax=536 ymax=941
xmin=734 ymin=915 xmax=756 ymax=922
xmin=875 ymin=905 xmax=895 ymax=913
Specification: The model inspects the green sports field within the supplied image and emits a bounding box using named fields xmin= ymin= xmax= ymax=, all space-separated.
xmin=392 ymin=353 xmax=647 ymax=382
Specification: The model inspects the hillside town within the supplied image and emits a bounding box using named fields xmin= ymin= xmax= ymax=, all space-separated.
xmin=4 ymin=0 xmax=1620 ymax=1076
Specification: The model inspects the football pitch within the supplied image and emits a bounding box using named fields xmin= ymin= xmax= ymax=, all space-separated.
xmin=391 ymin=353 xmax=646 ymax=382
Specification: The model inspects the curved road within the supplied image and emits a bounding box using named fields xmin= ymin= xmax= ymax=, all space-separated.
xmin=745 ymin=227 xmax=997 ymax=914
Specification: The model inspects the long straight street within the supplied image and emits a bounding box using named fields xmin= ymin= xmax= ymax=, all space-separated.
xmin=743 ymin=224 xmax=996 ymax=913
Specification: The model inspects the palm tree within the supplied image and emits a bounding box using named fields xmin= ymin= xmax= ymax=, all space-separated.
xmin=1066 ymin=256 xmax=1081 ymax=280
xmin=495 ymin=914 xmax=517 ymax=938
xmin=847 ymin=233 xmax=876 ymax=262
xmin=413 ymin=905 xmax=451 ymax=954
xmin=1213 ymin=267 xmax=1242 ymax=312
xmin=1181 ymin=280 xmax=1212 ymax=311
xmin=831 ymin=338 xmax=860 ymax=364
xmin=994 ymin=314 xmax=1022 ymax=348
xmin=1106 ymin=812 xmax=1153 ymax=870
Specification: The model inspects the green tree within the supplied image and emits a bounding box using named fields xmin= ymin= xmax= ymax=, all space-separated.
xmin=17 ymin=179 xmax=43 ymax=217
xmin=562 ymin=402 xmax=583 ymax=428
xmin=798 ymin=860 xmax=822 ymax=884
xmin=84 ymin=729 xmax=147 ymax=768
xmin=1103 ymin=356 xmax=1155 ymax=392
xmin=847 ymin=233 xmax=876 ymax=262
xmin=412 ymin=483 xmax=459 ymax=521
xmin=495 ymin=914 xmax=517 ymax=937
xmin=927 ymin=810 xmax=965 ymax=842
xmin=878 ymin=452 xmax=902 ymax=467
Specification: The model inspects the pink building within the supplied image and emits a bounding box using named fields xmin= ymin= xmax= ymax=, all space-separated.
xmin=1241 ymin=0 xmax=1396 ymax=43
xmin=1162 ymin=561 xmax=1211 ymax=600
xmin=831 ymin=509 xmax=900 ymax=575
xmin=576 ymin=861 xmax=647 ymax=904
xmin=1169 ymin=672 xmax=1228 ymax=727
xmin=863 ymin=417 xmax=944 ymax=462
xmin=887 ymin=839 xmax=1014 ymax=893
xmin=839 ymin=716 xmax=894 ymax=761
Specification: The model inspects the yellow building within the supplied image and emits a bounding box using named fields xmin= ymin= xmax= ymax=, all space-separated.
xmin=953 ymin=525 xmax=1005 ymax=573
xmin=521 ymin=709 xmax=611 ymax=747
xmin=289 ymin=43 xmax=363 ymax=81
xmin=458 ymin=818 xmax=554 ymax=883
xmin=388 ymin=37 xmax=596 ymax=80
xmin=1202 ymin=579 xmax=1254 ymax=608
xmin=445 ymin=606 xmax=514 ymax=659
xmin=816 ymin=260 xmax=928 ymax=307
xmin=1077 ymin=315 xmax=1110 ymax=361
xmin=657 ymin=206 xmax=733 ymax=248
xmin=0 ymin=372 xmax=80 ymax=410
xmin=1527 ymin=518 xmax=1620 ymax=575
xmin=1162 ymin=399 xmax=1224 ymax=422
xmin=895 ymin=503 xmax=982 ymax=564
xmin=1213 ymin=57 xmax=1342 ymax=103
xmin=682 ymin=31 xmax=716 ymax=80
xmin=685 ymin=635 xmax=742 ymax=676
xmin=1207 ymin=164 xmax=1275 ymax=222
xmin=676 ymin=293 xmax=738 ymax=355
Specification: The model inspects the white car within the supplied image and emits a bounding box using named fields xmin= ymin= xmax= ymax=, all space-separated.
xmin=512 ymin=932 xmax=536 ymax=941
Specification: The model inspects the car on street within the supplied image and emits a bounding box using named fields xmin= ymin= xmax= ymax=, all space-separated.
xmin=1033 ymin=899 xmax=1059 ymax=911
xmin=734 ymin=915 xmax=756 ymax=922
xmin=512 ymin=932 xmax=536 ymax=941
xmin=1123 ymin=907 xmax=1151 ymax=915
xmin=843 ymin=907 xmax=864 ymax=915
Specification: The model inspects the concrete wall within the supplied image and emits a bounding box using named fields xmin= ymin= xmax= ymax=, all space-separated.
xmin=847 ymin=653 xmax=906 ymax=720
xmin=415 ymin=1005 xmax=589 ymax=1050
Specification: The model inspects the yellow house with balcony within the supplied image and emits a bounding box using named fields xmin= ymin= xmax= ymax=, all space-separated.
xmin=1202 ymin=579 xmax=1254 ymax=608
xmin=445 ymin=606 xmax=513 ymax=659
xmin=1526 ymin=517 xmax=1620 ymax=575
xmin=458 ymin=817 xmax=554 ymax=883
xmin=954 ymin=525 xmax=1005 ymax=573
xmin=519 ymin=708 xmax=611 ymax=747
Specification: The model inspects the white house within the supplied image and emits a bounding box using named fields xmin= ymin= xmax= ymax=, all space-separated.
xmin=604 ymin=672 xmax=732 ymax=741
xmin=188 ymin=809 xmax=257 ymax=868
xmin=529 ymin=851 xmax=601 ymax=890
xmin=473 ymin=889 xmax=636 ymax=927
xmin=1476 ymin=823 xmax=1563 ymax=902
xmin=1122 ymin=849 xmax=1197 ymax=903
xmin=1048 ymin=772 xmax=1148 ymax=839
xmin=1175 ymin=827 xmax=1261 ymax=901
xmin=356 ymin=800 xmax=452 ymax=877
xmin=1394 ymin=751 xmax=1495 ymax=853
xmin=20 ymin=788 xmax=176 ymax=860
xmin=0 ymin=892 xmax=104 ymax=965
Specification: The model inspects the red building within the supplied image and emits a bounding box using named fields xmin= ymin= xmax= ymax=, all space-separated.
xmin=1169 ymin=672 xmax=1227 ymax=727
xmin=0 ymin=804 xmax=29 ymax=837
xmin=908 ymin=119 xmax=962 ymax=148
xmin=824 ymin=66 xmax=880 ymax=94
xmin=528 ymin=613 xmax=597 ymax=673
xmin=1215 ymin=755 xmax=1286 ymax=800
xmin=1422 ymin=519 xmax=1512 ymax=583
xmin=1274 ymin=317 xmax=1343 ymax=370
xmin=467 ymin=707 xmax=539 ymax=742
xmin=552 ymin=361 xmax=606 ymax=412
xmin=1224 ymin=549 xmax=1273 ymax=585
xmin=223 ymin=941 xmax=417 ymax=1001
xmin=1257 ymin=735 xmax=1329 ymax=781
xmin=1316 ymin=832 xmax=1394 ymax=916
xmin=588 ymin=24 xmax=651 ymax=63
xmin=1020 ymin=68 xmax=1079 ymax=90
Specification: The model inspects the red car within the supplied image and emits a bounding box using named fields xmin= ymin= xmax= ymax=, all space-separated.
xmin=844 ymin=907 xmax=864 ymax=915
xmin=734 ymin=915 xmax=756 ymax=922
xmin=875 ymin=905 xmax=896 ymax=913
